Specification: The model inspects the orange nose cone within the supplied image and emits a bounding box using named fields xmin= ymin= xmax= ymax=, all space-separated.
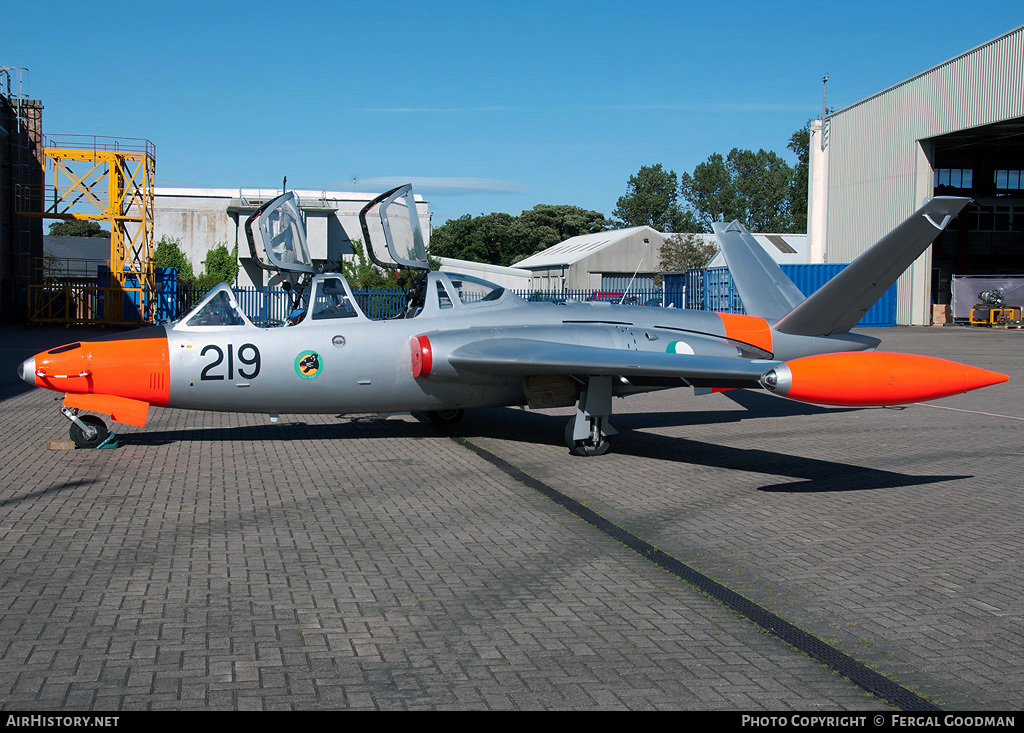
xmin=31 ymin=342 xmax=90 ymax=390
xmin=28 ymin=328 xmax=170 ymax=407
xmin=775 ymin=352 xmax=1008 ymax=406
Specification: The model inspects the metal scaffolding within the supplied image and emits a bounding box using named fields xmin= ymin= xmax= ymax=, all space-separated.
xmin=0 ymin=66 xmax=42 ymax=322
xmin=20 ymin=134 xmax=156 ymax=324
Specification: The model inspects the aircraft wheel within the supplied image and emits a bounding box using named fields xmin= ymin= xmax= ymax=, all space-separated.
xmin=427 ymin=409 xmax=464 ymax=425
xmin=565 ymin=418 xmax=610 ymax=457
xmin=69 ymin=415 xmax=108 ymax=449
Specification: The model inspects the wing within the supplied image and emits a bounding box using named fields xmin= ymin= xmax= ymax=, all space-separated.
xmin=447 ymin=338 xmax=777 ymax=388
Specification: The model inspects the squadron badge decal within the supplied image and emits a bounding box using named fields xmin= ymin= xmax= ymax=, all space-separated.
xmin=294 ymin=350 xmax=323 ymax=380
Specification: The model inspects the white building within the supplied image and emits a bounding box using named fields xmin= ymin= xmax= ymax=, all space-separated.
xmin=706 ymin=232 xmax=809 ymax=268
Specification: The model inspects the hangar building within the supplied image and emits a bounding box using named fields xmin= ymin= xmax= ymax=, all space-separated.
xmin=515 ymin=226 xmax=668 ymax=291
xmin=515 ymin=226 xmax=808 ymax=292
xmin=808 ymin=25 xmax=1024 ymax=325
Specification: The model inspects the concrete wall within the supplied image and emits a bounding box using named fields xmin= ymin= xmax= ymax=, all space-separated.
xmin=153 ymin=192 xmax=239 ymax=278
xmin=528 ymin=267 xmax=565 ymax=291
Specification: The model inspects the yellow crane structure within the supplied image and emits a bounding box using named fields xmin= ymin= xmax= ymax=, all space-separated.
xmin=21 ymin=134 xmax=156 ymax=324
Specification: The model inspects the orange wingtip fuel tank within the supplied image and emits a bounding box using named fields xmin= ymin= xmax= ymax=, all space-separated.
xmin=759 ymin=351 xmax=1008 ymax=406
xmin=20 ymin=328 xmax=170 ymax=420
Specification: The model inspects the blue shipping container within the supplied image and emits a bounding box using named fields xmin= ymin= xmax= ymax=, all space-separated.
xmin=662 ymin=274 xmax=687 ymax=308
xmin=682 ymin=264 xmax=896 ymax=327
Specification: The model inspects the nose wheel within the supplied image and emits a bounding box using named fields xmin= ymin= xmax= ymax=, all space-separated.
xmin=61 ymin=407 xmax=110 ymax=449
xmin=69 ymin=415 xmax=109 ymax=449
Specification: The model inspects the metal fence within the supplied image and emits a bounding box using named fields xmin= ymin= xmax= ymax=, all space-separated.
xmin=517 ymin=289 xmax=682 ymax=307
xmin=33 ymin=269 xmax=898 ymax=328
xmin=170 ymin=285 xmax=686 ymax=324
xmin=355 ymin=290 xmax=407 ymax=320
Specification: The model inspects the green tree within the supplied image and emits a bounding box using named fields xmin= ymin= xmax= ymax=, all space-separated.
xmin=196 ymin=243 xmax=239 ymax=290
xmin=680 ymin=148 xmax=796 ymax=233
xmin=680 ymin=153 xmax=739 ymax=231
xmin=431 ymin=204 xmax=610 ymax=267
xmin=429 ymin=212 xmax=516 ymax=266
xmin=47 ymin=220 xmax=110 ymax=237
xmin=509 ymin=204 xmax=611 ymax=262
xmin=730 ymin=148 xmax=795 ymax=232
xmin=336 ymin=239 xmax=395 ymax=290
xmin=658 ymin=232 xmax=717 ymax=273
xmin=787 ymin=122 xmax=811 ymax=233
xmin=152 ymin=236 xmax=195 ymax=285
xmin=613 ymin=164 xmax=697 ymax=232
xmin=43 ymin=251 xmax=62 ymax=277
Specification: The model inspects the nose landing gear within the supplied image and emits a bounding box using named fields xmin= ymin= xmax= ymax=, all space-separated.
xmin=60 ymin=407 xmax=114 ymax=449
xmin=426 ymin=408 xmax=465 ymax=425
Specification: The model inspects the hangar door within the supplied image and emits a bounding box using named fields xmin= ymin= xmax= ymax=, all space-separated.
xmin=927 ymin=117 xmax=1024 ymax=305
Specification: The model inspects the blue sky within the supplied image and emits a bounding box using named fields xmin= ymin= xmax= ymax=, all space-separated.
xmin=5 ymin=1 xmax=1020 ymax=226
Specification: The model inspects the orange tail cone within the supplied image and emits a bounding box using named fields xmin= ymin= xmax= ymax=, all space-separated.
xmin=759 ymin=352 xmax=1008 ymax=407
xmin=961 ymin=362 xmax=1010 ymax=393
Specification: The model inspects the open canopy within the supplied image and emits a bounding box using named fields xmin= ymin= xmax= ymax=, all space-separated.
xmin=247 ymin=191 xmax=314 ymax=275
xmin=359 ymin=184 xmax=429 ymax=270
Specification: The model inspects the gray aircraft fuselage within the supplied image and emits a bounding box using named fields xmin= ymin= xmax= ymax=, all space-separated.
xmin=160 ymin=271 xmax=876 ymax=416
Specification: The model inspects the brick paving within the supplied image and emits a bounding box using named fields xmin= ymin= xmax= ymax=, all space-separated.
xmin=459 ymin=326 xmax=1024 ymax=711
xmin=0 ymin=324 xmax=1019 ymax=710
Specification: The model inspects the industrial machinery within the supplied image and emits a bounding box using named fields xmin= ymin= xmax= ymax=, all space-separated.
xmin=969 ymin=289 xmax=1022 ymax=325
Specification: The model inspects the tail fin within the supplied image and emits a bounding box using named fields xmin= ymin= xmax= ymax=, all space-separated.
xmin=715 ymin=196 xmax=970 ymax=336
xmin=711 ymin=221 xmax=805 ymax=321
xmin=774 ymin=197 xmax=969 ymax=335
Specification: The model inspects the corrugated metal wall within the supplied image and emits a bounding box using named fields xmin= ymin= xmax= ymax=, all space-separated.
xmin=600 ymin=273 xmax=658 ymax=291
xmin=824 ymin=25 xmax=1024 ymax=324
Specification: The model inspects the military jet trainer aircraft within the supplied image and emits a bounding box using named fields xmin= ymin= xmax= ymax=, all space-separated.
xmin=19 ymin=186 xmax=1007 ymax=455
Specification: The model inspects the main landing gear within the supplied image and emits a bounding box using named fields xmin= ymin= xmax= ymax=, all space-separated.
xmin=61 ymin=407 xmax=111 ymax=449
xmin=426 ymin=409 xmax=465 ymax=425
xmin=565 ymin=376 xmax=617 ymax=457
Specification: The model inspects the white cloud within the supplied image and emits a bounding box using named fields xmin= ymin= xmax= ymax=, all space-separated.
xmin=358 ymin=106 xmax=510 ymax=113
xmin=352 ymin=176 xmax=528 ymax=196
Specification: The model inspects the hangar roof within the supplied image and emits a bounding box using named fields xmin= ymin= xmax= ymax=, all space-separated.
xmin=516 ymin=226 xmax=810 ymax=271
xmin=831 ymin=23 xmax=1024 ymax=118
xmin=514 ymin=226 xmax=661 ymax=269
xmin=708 ymin=232 xmax=810 ymax=267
